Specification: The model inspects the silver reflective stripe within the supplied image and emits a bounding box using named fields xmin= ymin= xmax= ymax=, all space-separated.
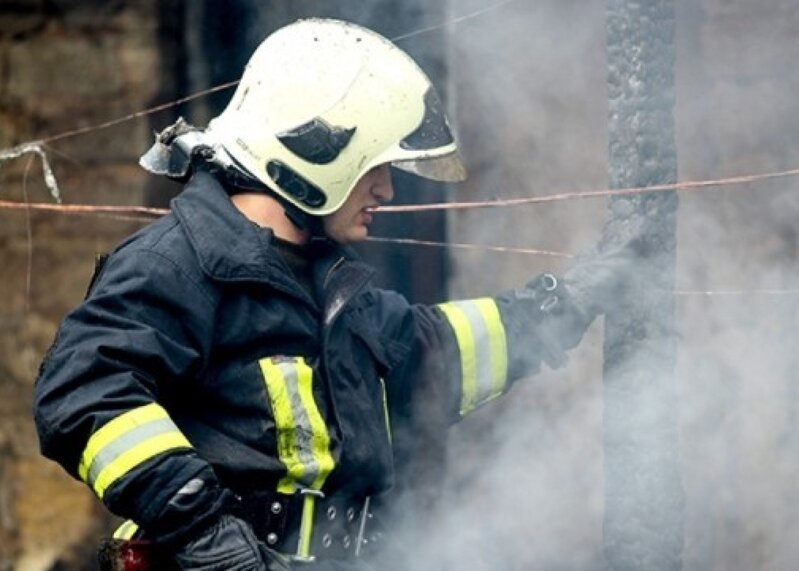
xmin=77 ymin=402 xmax=192 ymax=499
xmin=275 ymin=359 xmax=320 ymax=489
xmin=85 ymin=418 xmax=177 ymax=487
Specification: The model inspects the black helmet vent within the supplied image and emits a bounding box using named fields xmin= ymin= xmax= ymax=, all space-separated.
xmin=277 ymin=118 xmax=356 ymax=164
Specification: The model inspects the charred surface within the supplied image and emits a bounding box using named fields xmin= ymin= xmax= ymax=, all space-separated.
xmin=603 ymin=0 xmax=684 ymax=569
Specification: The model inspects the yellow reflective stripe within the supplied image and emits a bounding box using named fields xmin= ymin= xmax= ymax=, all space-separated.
xmin=78 ymin=403 xmax=165 ymax=481
xmin=93 ymin=433 xmax=192 ymax=499
xmin=297 ymin=494 xmax=317 ymax=558
xmin=112 ymin=519 xmax=139 ymax=540
xmin=439 ymin=303 xmax=477 ymax=415
xmin=78 ymin=403 xmax=192 ymax=499
xmin=439 ymin=298 xmax=508 ymax=416
xmin=261 ymin=359 xmax=304 ymax=494
xmin=260 ymin=357 xmax=334 ymax=494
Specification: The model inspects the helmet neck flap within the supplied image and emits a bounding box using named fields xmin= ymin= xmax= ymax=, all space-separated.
xmin=139 ymin=117 xmax=321 ymax=233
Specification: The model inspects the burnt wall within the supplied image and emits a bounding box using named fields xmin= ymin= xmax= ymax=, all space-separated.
xmin=0 ymin=1 xmax=162 ymax=569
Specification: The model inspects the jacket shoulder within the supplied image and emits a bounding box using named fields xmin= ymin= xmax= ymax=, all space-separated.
xmin=91 ymin=214 xmax=216 ymax=307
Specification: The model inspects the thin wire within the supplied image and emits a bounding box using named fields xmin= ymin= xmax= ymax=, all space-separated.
xmin=3 ymin=199 xmax=798 ymax=296
xmin=5 ymin=165 xmax=798 ymax=219
xmin=673 ymin=289 xmax=799 ymax=296
xmin=366 ymin=236 xmax=573 ymax=257
xmin=366 ymin=240 xmax=799 ymax=295
xmin=22 ymin=155 xmax=35 ymax=312
xmin=37 ymin=80 xmax=240 ymax=145
xmin=0 ymin=143 xmax=61 ymax=202
xmin=391 ymin=0 xmax=520 ymax=42
xmin=0 ymin=200 xmax=168 ymax=217
xmin=42 ymin=142 xmax=85 ymax=167
xmin=373 ymin=167 xmax=799 ymax=213
xmin=1 ymin=0 xmax=519 ymax=150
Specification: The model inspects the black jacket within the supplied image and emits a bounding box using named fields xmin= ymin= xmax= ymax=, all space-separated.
xmin=33 ymin=171 xmax=590 ymax=548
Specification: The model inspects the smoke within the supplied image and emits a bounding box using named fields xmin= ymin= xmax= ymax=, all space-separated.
xmin=5 ymin=0 xmax=797 ymax=568
xmin=672 ymin=3 xmax=799 ymax=566
xmin=387 ymin=0 xmax=799 ymax=569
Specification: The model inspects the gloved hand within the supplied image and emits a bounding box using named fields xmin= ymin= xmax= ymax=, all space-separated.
xmin=562 ymin=237 xmax=641 ymax=321
xmin=173 ymin=514 xmax=289 ymax=571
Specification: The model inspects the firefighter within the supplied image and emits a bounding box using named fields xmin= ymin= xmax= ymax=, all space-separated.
xmin=34 ymin=18 xmax=627 ymax=571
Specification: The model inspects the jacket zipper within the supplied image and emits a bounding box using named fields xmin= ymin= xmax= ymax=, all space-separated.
xmin=320 ymin=258 xmax=375 ymax=474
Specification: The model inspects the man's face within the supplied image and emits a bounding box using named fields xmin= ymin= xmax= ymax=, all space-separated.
xmin=323 ymin=164 xmax=394 ymax=243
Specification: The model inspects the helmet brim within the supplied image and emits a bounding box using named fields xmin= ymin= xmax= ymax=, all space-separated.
xmin=392 ymin=152 xmax=467 ymax=183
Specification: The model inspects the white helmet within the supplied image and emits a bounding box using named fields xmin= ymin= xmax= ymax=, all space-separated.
xmin=206 ymin=18 xmax=467 ymax=216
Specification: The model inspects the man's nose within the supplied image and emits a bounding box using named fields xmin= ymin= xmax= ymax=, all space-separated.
xmin=372 ymin=164 xmax=394 ymax=203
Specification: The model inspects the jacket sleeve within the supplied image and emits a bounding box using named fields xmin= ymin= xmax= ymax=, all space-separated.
xmin=378 ymin=272 xmax=593 ymax=426
xmin=33 ymin=247 xmax=228 ymax=544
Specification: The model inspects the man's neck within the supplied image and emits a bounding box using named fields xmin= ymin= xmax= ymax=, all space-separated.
xmin=230 ymin=193 xmax=310 ymax=244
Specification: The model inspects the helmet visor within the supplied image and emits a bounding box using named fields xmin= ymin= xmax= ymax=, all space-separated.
xmin=393 ymin=151 xmax=467 ymax=182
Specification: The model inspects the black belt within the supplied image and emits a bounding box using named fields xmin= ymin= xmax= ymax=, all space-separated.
xmin=232 ymin=489 xmax=383 ymax=562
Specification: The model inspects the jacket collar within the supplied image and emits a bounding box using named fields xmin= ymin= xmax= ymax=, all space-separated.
xmin=171 ymin=171 xmax=292 ymax=286
xmin=172 ymin=171 xmax=376 ymax=311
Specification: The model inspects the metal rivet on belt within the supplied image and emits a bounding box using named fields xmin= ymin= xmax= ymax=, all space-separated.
xmin=270 ymin=501 xmax=282 ymax=514
xmin=346 ymin=507 xmax=356 ymax=521
xmin=327 ymin=506 xmax=336 ymax=520
xmin=266 ymin=532 xmax=279 ymax=545
xmin=322 ymin=533 xmax=332 ymax=548
xmin=343 ymin=534 xmax=351 ymax=549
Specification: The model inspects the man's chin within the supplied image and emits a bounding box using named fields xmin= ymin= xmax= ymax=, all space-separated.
xmin=329 ymin=227 xmax=368 ymax=245
xmin=349 ymin=226 xmax=369 ymax=243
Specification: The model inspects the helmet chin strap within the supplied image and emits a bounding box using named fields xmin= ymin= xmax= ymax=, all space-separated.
xmin=215 ymin=160 xmax=326 ymax=237
xmin=281 ymin=203 xmax=317 ymax=233
xmin=199 ymin=154 xmax=327 ymax=238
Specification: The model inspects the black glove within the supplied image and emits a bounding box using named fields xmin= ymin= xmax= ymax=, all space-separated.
xmin=512 ymin=272 xmax=590 ymax=366
xmin=173 ymin=514 xmax=289 ymax=571
xmin=562 ymin=237 xmax=641 ymax=321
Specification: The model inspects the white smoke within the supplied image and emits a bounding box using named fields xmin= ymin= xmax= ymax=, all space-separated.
xmin=423 ymin=0 xmax=799 ymax=569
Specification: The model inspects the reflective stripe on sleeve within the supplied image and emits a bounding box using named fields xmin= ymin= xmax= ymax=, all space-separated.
xmin=112 ymin=519 xmax=139 ymax=540
xmin=438 ymin=298 xmax=509 ymax=416
xmin=77 ymin=402 xmax=192 ymax=499
xmin=259 ymin=357 xmax=335 ymax=495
